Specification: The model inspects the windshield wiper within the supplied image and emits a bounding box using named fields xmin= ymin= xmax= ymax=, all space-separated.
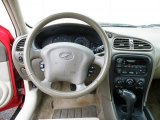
xmin=25 ymin=23 xmax=33 ymax=28
xmin=100 ymin=23 xmax=138 ymax=28
xmin=140 ymin=24 xmax=160 ymax=28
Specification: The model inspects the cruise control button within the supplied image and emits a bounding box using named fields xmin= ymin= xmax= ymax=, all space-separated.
xmin=90 ymin=66 xmax=95 ymax=70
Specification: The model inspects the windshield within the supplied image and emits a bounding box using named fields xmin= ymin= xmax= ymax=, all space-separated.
xmin=18 ymin=0 xmax=160 ymax=27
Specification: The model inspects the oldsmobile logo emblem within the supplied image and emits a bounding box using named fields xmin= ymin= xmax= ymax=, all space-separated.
xmin=59 ymin=52 xmax=73 ymax=60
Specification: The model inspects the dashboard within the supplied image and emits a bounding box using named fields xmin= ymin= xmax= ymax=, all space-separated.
xmin=12 ymin=23 xmax=160 ymax=81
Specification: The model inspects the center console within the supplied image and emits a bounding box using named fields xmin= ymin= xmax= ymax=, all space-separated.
xmin=109 ymin=54 xmax=153 ymax=120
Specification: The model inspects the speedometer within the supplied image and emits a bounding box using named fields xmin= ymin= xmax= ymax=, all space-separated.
xmin=42 ymin=38 xmax=52 ymax=48
xmin=74 ymin=37 xmax=90 ymax=48
xmin=53 ymin=35 xmax=70 ymax=43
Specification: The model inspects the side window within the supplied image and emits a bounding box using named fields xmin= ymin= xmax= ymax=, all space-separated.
xmin=0 ymin=1 xmax=16 ymax=38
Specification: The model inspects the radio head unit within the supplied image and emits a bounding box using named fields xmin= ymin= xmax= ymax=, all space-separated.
xmin=115 ymin=57 xmax=147 ymax=76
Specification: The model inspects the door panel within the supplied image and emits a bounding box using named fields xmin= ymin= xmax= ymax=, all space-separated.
xmin=0 ymin=57 xmax=13 ymax=107
xmin=0 ymin=42 xmax=7 ymax=61
xmin=0 ymin=26 xmax=23 ymax=111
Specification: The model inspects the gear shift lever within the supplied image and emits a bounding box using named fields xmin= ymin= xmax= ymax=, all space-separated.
xmin=118 ymin=89 xmax=136 ymax=120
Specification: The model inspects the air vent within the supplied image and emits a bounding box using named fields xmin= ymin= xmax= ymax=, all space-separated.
xmin=16 ymin=38 xmax=26 ymax=51
xmin=113 ymin=37 xmax=152 ymax=51
xmin=133 ymin=39 xmax=152 ymax=50
xmin=113 ymin=38 xmax=130 ymax=49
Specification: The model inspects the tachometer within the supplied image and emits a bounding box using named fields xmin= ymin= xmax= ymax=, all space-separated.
xmin=74 ymin=37 xmax=90 ymax=48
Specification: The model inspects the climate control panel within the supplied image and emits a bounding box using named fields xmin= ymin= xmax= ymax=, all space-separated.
xmin=114 ymin=77 xmax=145 ymax=89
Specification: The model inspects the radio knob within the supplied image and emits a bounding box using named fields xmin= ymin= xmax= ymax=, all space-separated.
xmin=126 ymin=78 xmax=135 ymax=86
xmin=116 ymin=58 xmax=123 ymax=64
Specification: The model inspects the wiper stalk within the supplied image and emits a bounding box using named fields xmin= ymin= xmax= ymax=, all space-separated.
xmin=100 ymin=23 xmax=137 ymax=28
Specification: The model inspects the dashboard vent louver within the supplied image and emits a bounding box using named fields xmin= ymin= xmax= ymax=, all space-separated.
xmin=113 ymin=37 xmax=152 ymax=51
xmin=113 ymin=38 xmax=130 ymax=49
xmin=133 ymin=39 xmax=152 ymax=50
xmin=16 ymin=38 xmax=26 ymax=51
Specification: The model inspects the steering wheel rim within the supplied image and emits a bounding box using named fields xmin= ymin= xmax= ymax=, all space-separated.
xmin=24 ymin=12 xmax=110 ymax=98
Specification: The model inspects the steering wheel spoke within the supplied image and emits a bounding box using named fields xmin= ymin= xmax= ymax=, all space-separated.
xmin=30 ymin=49 xmax=41 ymax=60
xmin=93 ymin=55 xmax=104 ymax=68
xmin=41 ymin=79 xmax=52 ymax=88
xmin=75 ymin=83 xmax=87 ymax=91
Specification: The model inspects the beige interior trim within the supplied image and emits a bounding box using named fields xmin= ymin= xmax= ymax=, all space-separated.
xmin=2 ymin=0 xmax=28 ymax=36
xmin=15 ymin=80 xmax=42 ymax=120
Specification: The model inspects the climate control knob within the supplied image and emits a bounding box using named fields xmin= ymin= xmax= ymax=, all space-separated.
xmin=137 ymin=78 xmax=145 ymax=87
xmin=126 ymin=78 xmax=135 ymax=86
xmin=137 ymin=81 xmax=144 ymax=87
xmin=115 ymin=78 xmax=124 ymax=86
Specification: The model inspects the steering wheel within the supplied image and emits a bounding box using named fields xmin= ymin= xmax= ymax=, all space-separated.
xmin=24 ymin=12 xmax=110 ymax=98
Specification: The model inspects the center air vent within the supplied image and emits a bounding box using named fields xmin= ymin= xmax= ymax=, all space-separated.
xmin=113 ymin=38 xmax=130 ymax=49
xmin=113 ymin=37 xmax=152 ymax=51
xmin=133 ymin=39 xmax=152 ymax=50
xmin=16 ymin=38 xmax=26 ymax=51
